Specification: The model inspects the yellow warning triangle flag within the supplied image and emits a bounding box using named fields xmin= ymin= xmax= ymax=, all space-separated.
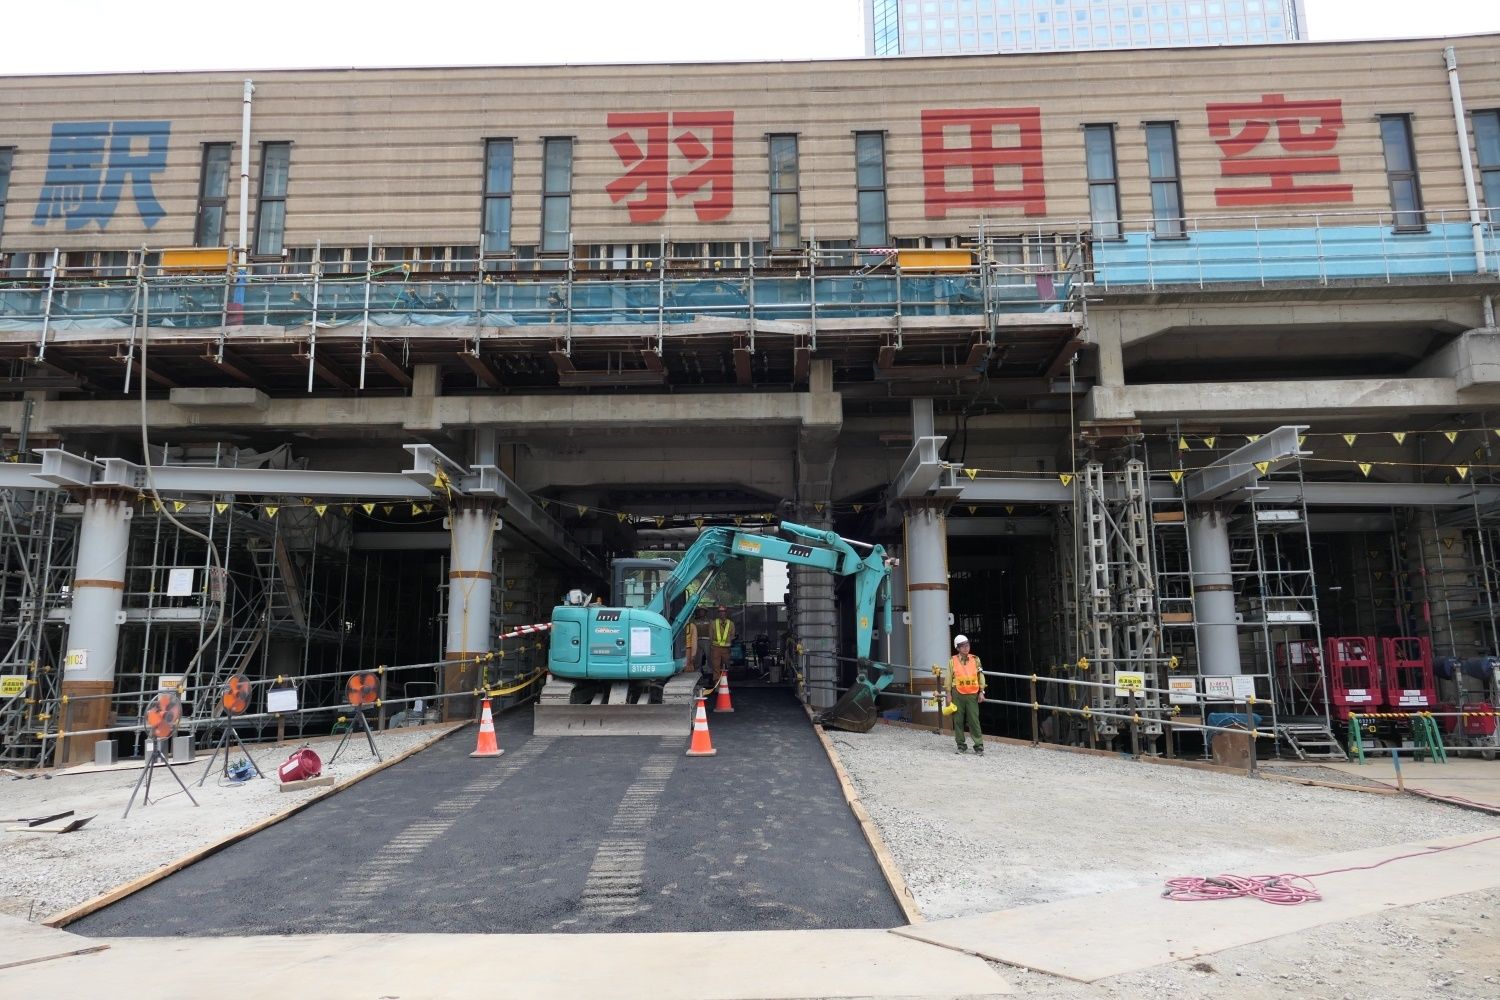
xmin=1443 ymin=535 xmax=1456 ymax=550
xmin=694 ymin=517 xmax=705 ymax=528
xmin=362 ymin=503 xmax=375 ymax=515
xmin=1177 ymin=436 xmax=1189 ymax=451
xmin=1392 ymin=432 xmax=1406 ymax=445
xmin=654 ymin=515 xmax=665 ymax=527
xmin=967 ymin=505 xmax=977 ymax=515
xmin=1358 ymin=462 xmax=1373 ymax=477
xmin=422 ymin=503 xmax=433 ymax=514
xmin=173 ymin=500 xmax=187 ymax=512
xmin=1343 ymin=433 xmax=1357 ymax=446
xmin=215 ymin=502 xmax=229 ymax=514
xmin=853 ymin=503 xmax=863 ymax=513
xmin=539 ymin=499 xmax=549 ymax=509
xmin=314 ymin=504 xmax=328 ymax=517
xmin=1456 ymin=465 xmax=1470 ymax=479
xmin=734 ymin=516 xmax=744 ymax=526
xmin=763 ymin=513 xmax=775 ymax=522
xmin=576 ymin=504 xmax=588 ymax=516
xmin=1445 ymin=430 xmax=1459 ymax=444
xmin=1204 ymin=436 xmax=1216 ymax=448
xmin=432 ymin=469 xmax=451 ymax=489
xmin=1005 ymin=505 xmax=1014 ymax=515
xmin=151 ymin=499 xmax=162 ymax=512
xmin=381 ymin=504 xmax=393 ymax=516
xmin=1494 ymin=429 xmax=1500 ymax=439
xmin=411 ymin=503 xmax=423 ymax=516
xmin=814 ymin=502 xmax=825 ymax=514
xmin=1254 ymin=461 xmax=1269 ymax=475
xmin=617 ymin=512 xmax=628 ymax=523
xmin=1245 ymin=434 xmax=1261 ymax=443
xmin=265 ymin=505 xmax=279 ymax=518
xmin=1169 ymin=469 xmax=1184 ymax=484
xmin=1059 ymin=473 xmax=1074 ymax=487
xmin=965 ymin=468 xmax=977 ymax=480
xmin=1298 ymin=435 xmax=1307 ymax=447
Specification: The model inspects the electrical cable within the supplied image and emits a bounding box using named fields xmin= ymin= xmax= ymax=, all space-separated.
xmin=1162 ymin=832 xmax=1500 ymax=906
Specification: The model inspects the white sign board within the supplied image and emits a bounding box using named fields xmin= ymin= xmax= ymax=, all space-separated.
xmin=1231 ymin=675 xmax=1257 ymax=701
xmin=158 ymin=675 xmax=185 ymax=694
xmin=166 ymin=567 xmax=195 ymax=597
xmin=1114 ymin=670 xmax=1146 ymax=698
xmin=1203 ymin=676 xmax=1234 ymax=700
xmin=267 ymin=687 xmax=298 ymax=713
xmin=921 ymin=695 xmax=939 ymax=713
xmin=1167 ymin=677 xmax=1198 ymax=705
xmin=630 ymin=627 xmax=653 ymax=657
xmin=64 ymin=648 xmax=88 ymax=673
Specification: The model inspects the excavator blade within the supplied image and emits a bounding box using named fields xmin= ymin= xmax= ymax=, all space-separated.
xmin=533 ymin=673 xmax=698 ymax=737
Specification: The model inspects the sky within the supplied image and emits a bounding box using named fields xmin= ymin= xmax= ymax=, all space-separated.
xmin=2 ymin=0 xmax=1499 ymax=75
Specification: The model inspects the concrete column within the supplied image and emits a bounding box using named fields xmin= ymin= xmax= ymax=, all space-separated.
xmin=791 ymin=513 xmax=839 ymax=709
xmin=1092 ymin=318 xmax=1125 ymax=389
xmin=904 ymin=503 xmax=952 ymax=680
xmin=59 ymin=494 xmax=132 ymax=762
xmin=444 ymin=502 xmax=499 ymax=721
xmin=1187 ymin=508 xmax=1241 ymax=676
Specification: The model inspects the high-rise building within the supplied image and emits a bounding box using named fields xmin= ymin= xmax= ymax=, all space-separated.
xmin=864 ymin=0 xmax=1306 ymax=56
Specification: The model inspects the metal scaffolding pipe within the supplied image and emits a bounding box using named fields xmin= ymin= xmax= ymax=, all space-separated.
xmin=1187 ymin=508 xmax=1241 ymax=676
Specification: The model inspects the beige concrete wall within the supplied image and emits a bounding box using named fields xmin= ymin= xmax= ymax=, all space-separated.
xmin=1 ymin=33 xmax=1497 ymax=254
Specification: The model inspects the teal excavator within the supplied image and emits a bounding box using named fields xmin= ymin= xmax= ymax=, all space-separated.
xmin=535 ymin=521 xmax=897 ymax=736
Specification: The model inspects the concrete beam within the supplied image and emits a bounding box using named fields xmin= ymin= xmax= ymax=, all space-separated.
xmin=1410 ymin=328 xmax=1500 ymax=391
xmin=1086 ymin=377 xmax=1500 ymax=422
xmin=168 ymin=386 xmax=269 ymax=410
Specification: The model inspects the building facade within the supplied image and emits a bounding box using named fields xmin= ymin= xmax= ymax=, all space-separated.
xmin=1 ymin=34 xmax=1499 ymax=765
xmin=864 ymin=0 xmax=1306 ymax=56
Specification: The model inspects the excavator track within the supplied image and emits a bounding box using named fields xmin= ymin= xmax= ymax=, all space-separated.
xmin=533 ymin=671 xmax=699 ymax=737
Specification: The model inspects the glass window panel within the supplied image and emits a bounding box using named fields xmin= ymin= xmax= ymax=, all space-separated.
xmin=544 ymin=139 xmax=572 ymax=192
xmin=541 ymin=196 xmax=570 ymax=253
xmin=1089 ymin=187 xmax=1122 ymax=239
xmin=485 ymin=139 xmax=514 ymax=193
xmin=771 ymin=192 xmax=800 ymax=249
xmin=261 ymin=144 xmax=290 ymax=197
xmin=1151 ymin=184 xmax=1183 ymax=237
xmin=483 ymin=198 xmax=512 ymax=251
xmin=1473 ymin=111 xmax=1500 ymax=167
xmin=195 ymin=205 xmax=225 ymax=248
xmin=255 ymin=201 xmax=286 ymax=256
xmin=856 ymin=133 xmax=885 ymax=188
xmin=857 ymin=190 xmax=887 ymax=236
xmin=770 ymin=136 xmax=799 ymax=189
xmin=1146 ymin=124 xmax=1177 ymax=178
xmin=202 ymin=144 xmax=231 ymax=198
xmin=1084 ymin=126 xmax=1116 ymax=180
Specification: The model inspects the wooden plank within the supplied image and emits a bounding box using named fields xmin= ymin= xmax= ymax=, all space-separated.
xmin=41 ymin=724 xmax=461 ymax=928
xmin=804 ymin=705 xmax=924 ymax=926
xmin=278 ymin=775 xmax=336 ymax=793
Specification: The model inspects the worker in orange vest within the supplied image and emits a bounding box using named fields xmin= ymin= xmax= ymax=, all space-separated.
xmin=947 ymin=635 xmax=985 ymax=754
xmin=710 ymin=605 xmax=735 ymax=685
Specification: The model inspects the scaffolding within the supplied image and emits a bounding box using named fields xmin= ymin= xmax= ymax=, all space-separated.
xmin=0 ymin=489 xmax=74 ymax=766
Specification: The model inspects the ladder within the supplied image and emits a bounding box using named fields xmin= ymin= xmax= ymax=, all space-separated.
xmin=1277 ymin=721 xmax=1347 ymax=761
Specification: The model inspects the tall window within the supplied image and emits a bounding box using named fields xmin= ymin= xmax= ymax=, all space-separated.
xmin=0 ymin=148 xmax=13 ymax=246
xmin=1144 ymin=122 xmax=1184 ymax=238
xmin=1473 ymin=110 xmax=1500 ymax=221
xmin=193 ymin=143 xmax=232 ymax=247
xmin=253 ymin=142 xmax=291 ymax=256
xmin=854 ymin=132 xmax=888 ymax=248
xmin=769 ymin=134 xmax=801 ymax=251
xmin=541 ymin=137 xmax=572 ymax=254
xmin=1083 ymin=124 xmax=1121 ymax=239
xmin=1378 ymin=114 xmax=1425 ymax=230
xmin=871 ymin=0 xmax=902 ymax=54
xmin=481 ymin=138 xmax=514 ymax=253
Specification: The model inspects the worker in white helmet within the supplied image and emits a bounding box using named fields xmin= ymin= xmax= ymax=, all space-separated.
xmin=947 ymin=635 xmax=985 ymax=754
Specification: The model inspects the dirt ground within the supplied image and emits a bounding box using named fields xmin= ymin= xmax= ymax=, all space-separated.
xmin=831 ymin=722 xmax=1500 ymax=999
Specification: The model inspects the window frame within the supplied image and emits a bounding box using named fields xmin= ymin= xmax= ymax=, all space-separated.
xmin=0 ymin=147 xmax=13 ymax=248
xmin=540 ymin=136 xmax=573 ymax=256
xmin=1082 ymin=124 xmax=1123 ymax=241
xmin=193 ymin=142 xmax=232 ymax=248
xmin=768 ymin=133 xmax=801 ymax=252
xmin=854 ymin=130 xmax=889 ymax=250
xmin=481 ymin=137 xmax=515 ymax=255
xmin=1472 ymin=109 xmax=1500 ymax=225
xmin=1378 ymin=113 xmax=1426 ymax=232
xmin=252 ymin=141 xmax=292 ymax=258
xmin=1143 ymin=121 xmax=1186 ymax=240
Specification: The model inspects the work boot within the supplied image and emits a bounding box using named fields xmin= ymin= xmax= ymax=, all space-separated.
xmin=954 ymin=745 xmax=968 ymax=754
xmin=975 ymin=745 xmax=984 ymax=755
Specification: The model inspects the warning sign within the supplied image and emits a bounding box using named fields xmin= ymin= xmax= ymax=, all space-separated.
xmin=1167 ymin=677 xmax=1197 ymax=705
xmin=1114 ymin=670 xmax=1146 ymax=698
xmin=0 ymin=675 xmax=25 ymax=698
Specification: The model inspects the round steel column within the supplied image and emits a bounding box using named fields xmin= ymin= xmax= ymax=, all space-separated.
xmin=1188 ymin=509 xmax=1241 ymax=676
xmin=444 ymin=503 xmax=499 ymax=721
xmin=905 ymin=504 xmax=952 ymax=680
xmin=60 ymin=494 xmax=132 ymax=762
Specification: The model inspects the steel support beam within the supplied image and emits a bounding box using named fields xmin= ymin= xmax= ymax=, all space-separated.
xmin=0 ymin=462 xmax=47 ymax=489
xmin=1182 ymin=425 xmax=1308 ymax=503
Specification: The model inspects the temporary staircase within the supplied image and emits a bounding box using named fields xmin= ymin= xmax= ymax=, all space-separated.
xmin=1276 ymin=721 xmax=1348 ymax=761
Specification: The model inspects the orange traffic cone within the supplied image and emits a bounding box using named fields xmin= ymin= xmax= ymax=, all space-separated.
xmin=713 ymin=672 xmax=735 ymax=713
xmin=470 ymin=697 xmax=504 ymax=758
xmin=686 ymin=695 xmax=717 ymax=757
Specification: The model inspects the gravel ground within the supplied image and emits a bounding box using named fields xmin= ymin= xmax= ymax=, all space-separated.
xmin=0 ymin=724 xmax=458 ymax=923
xmin=830 ymin=724 xmax=1500 ymax=999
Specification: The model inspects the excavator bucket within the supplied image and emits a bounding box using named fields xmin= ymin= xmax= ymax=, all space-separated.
xmin=816 ymin=661 xmax=894 ymax=734
xmin=817 ymin=678 xmax=881 ymax=733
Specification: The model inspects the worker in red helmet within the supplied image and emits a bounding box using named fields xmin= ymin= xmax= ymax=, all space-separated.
xmin=947 ymin=634 xmax=985 ymax=754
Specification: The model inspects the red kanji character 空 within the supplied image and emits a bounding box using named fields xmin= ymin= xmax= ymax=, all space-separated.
xmin=1206 ymin=93 xmax=1353 ymax=208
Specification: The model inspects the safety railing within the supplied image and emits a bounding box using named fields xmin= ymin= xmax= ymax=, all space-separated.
xmin=1088 ymin=205 xmax=1500 ymax=290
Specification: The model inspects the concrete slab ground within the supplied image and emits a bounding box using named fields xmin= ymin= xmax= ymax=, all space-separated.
xmin=1324 ymin=758 xmax=1500 ymax=812
xmin=892 ymin=830 xmax=1500 ymax=983
xmin=0 ymin=916 xmax=108 ymax=971
xmin=0 ymin=927 xmax=1012 ymax=999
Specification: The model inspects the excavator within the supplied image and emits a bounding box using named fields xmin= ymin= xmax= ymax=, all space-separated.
xmin=535 ymin=521 xmax=897 ymax=737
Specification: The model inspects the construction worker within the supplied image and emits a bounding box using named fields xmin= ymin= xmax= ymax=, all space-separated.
xmin=710 ymin=605 xmax=735 ymax=685
xmin=947 ymin=634 xmax=985 ymax=754
xmin=683 ymin=617 xmax=699 ymax=673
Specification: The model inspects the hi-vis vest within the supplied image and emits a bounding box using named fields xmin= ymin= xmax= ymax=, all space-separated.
xmin=713 ymin=619 xmax=734 ymax=646
xmin=950 ymin=654 xmax=982 ymax=695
